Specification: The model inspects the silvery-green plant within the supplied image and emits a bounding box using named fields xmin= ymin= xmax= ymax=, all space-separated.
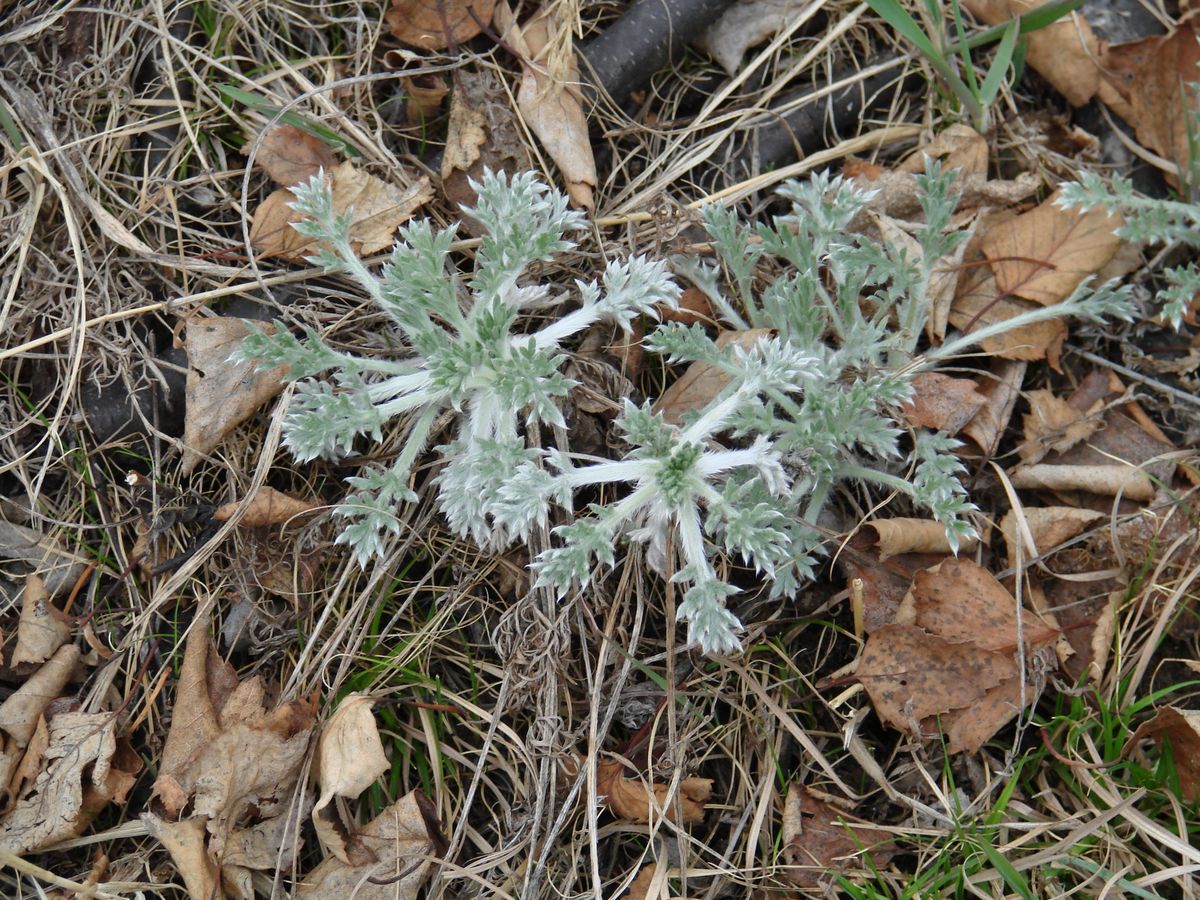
xmin=239 ymin=169 xmax=679 ymax=563
xmin=1059 ymin=172 xmax=1198 ymax=330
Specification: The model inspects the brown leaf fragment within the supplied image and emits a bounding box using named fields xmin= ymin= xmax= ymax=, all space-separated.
xmin=621 ymin=863 xmax=660 ymax=900
xmin=5 ymin=714 xmax=48 ymax=812
xmin=653 ymin=329 xmax=771 ymax=426
xmin=998 ymin=506 xmax=1104 ymax=570
xmin=660 ymin=286 xmax=715 ymax=326
xmin=296 ymin=790 xmax=445 ymax=899
xmin=313 ymin=693 xmax=390 ymax=863
xmin=0 ymin=520 xmax=86 ymax=598
xmin=597 ymin=759 xmax=712 ymax=825
xmin=868 ymin=518 xmax=978 ymax=560
xmin=949 ymin=265 xmax=1066 ymax=365
xmin=901 ymin=372 xmax=987 ymax=436
xmin=386 ymin=0 xmax=495 ymax=50
xmin=251 ymin=125 xmax=337 ymax=187
xmin=180 ymin=317 xmax=288 ymax=474
xmin=12 ymin=574 xmax=72 ymax=667
xmin=961 ymin=359 xmax=1027 ymax=455
xmin=1131 ymin=707 xmax=1200 ymax=804
xmin=898 ymin=124 xmax=988 ymax=178
xmin=402 ymin=73 xmax=449 ymax=125
xmin=839 ymin=534 xmax=949 ymax=634
xmin=213 ymin=486 xmax=321 ymax=528
xmin=1009 ymin=463 xmax=1156 ymax=501
xmin=142 ymin=814 xmax=223 ymax=900
xmin=1019 ymin=388 xmax=1103 ymax=465
xmin=0 ymin=712 xmax=119 ymax=854
xmin=781 ymin=783 xmax=897 ymax=889
xmin=698 ymin=0 xmax=808 ymax=76
xmin=981 ymin=192 xmax=1122 ymax=306
xmin=0 ymin=644 xmax=80 ymax=801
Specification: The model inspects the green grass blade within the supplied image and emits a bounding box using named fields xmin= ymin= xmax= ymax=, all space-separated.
xmin=979 ymin=838 xmax=1034 ymax=899
xmin=218 ymin=84 xmax=359 ymax=157
xmin=864 ymin=0 xmax=942 ymax=62
xmin=978 ymin=19 xmax=1019 ymax=106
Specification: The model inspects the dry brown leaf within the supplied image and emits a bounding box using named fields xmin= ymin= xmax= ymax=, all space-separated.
xmin=252 ymin=539 xmax=327 ymax=604
xmin=386 ymin=0 xmax=495 ymax=49
xmin=867 ymin=518 xmax=977 ymax=560
xmin=961 ymin=359 xmax=1027 ymax=455
xmin=0 ymin=520 xmax=86 ymax=597
xmin=5 ymin=714 xmax=49 ymax=812
xmin=1009 ymin=463 xmax=1156 ymax=501
xmin=838 ymin=533 xmax=949 ymax=634
xmin=12 ymin=574 xmax=72 ymax=667
xmin=962 ymin=1 xmax=1101 ymax=106
xmin=653 ymin=329 xmax=771 ymax=426
xmin=949 ymin=265 xmax=1066 ymax=365
xmin=661 ymin=286 xmax=716 ymax=326
xmin=998 ymin=506 xmax=1104 ymax=569
xmin=781 ymin=783 xmax=897 ymax=889
xmin=0 ymin=644 xmax=80 ymax=801
xmin=848 ymin=167 xmax=1039 ymax=222
xmin=1018 ymin=388 xmax=1103 ymax=465
xmin=142 ymin=814 xmax=223 ymax=900
xmin=312 ymin=693 xmax=390 ymax=863
xmin=180 ymin=317 xmax=288 ymax=474
xmin=597 ymin=759 xmax=712 ymax=825
xmin=1131 ymin=707 xmax=1200 ymax=803
xmin=251 ymin=125 xmax=336 ymax=187
xmin=0 ymin=712 xmax=121 ymax=854
xmin=250 ymin=161 xmax=433 ymax=261
xmin=495 ymin=3 xmax=597 ymax=210
xmin=698 ymin=0 xmax=807 ymax=75
xmin=981 ymin=192 xmax=1122 ymax=306
xmin=296 ymin=790 xmax=445 ymax=899
xmin=898 ymin=124 xmax=988 ymax=178
xmin=213 ymin=486 xmax=321 ymax=528
xmin=901 ymin=372 xmax=988 ymax=436
xmin=1102 ymin=23 xmax=1200 ymax=185
xmin=402 ymin=73 xmax=449 ymax=125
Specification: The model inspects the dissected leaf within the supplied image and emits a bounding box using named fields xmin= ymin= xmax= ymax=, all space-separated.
xmin=251 ymin=125 xmax=337 ymax=187
xmin=385 ymin=0 xmax=495 ymax=50
xmin=296 ymin=790 xmax=445 ymax=899
xmin=313 ymin=693 xmax=390 ymax=863
xmin=180 ymin=317 xmax=288 ymax=474
xmin=981 ymin=191 xmax=1123 ymax=306
xmin=12 ymin=573 xmax=72 ymax=667
xmin=596 ymin=759 xmax=711 ymax=825
xmin=781 ymin=783 xmax=897 ymax=889
xmin=652 ymin=329 xmax=771 ymax=426
xmin=1018 ymin=388 xmax=1103 ymax=465
xmin=901 ymin=372 xmax=988 ymax=436
xmin=212 ymin=486 xmax=321 ymax=528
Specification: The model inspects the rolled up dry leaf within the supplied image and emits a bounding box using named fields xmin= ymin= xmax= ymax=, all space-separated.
xmin=868 ymin=518 xmax=978 ymax=560
xmin=1009 ymin=464 xmax=1156 ymax=501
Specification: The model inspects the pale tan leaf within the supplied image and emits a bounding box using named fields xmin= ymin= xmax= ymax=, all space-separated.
xmin=0 ymin=644 xmax=80 ymax=797
xmin=213 ymin=486 xmax=321 ymax=528
xmin=313 ymin=693 xmax=390 ymax=863
xmin=12 ymin=573 xmax=72 ymax=667
xmin=901 ymin=372 xmax=987 ymax=436
xmin=296 ymin=790 xmax=445 ymax=900
xmin=4 ymin=714 xmax=48 ymax=811
xmin=998 ymin=506 xmax=1104 ymax=570
xmin=867 ymin=518 xmax=977 ymax=560
xmin=698 ymin=0 xmax=808 ymax=75
xmin=1009 ymin=463 xmax=1156 ymax=501
xmin=981 ymin=192 xmax=1123 ymax=306
xmin=180 ymin=317 xmax=288 ymax=474
xmin=898 ymin=124 xmax=988 ymax=178
xmin=142 ymin=814 xmax=224 ymax=900
xmin=596 ymin=759 xmax=711 ymax=825
xmin=1019 ymin=388 xmax=1103 ymax=465
xmin=652 ymin=329 xmax=771 ymax=426
xmin=251 ymin=125 xmax=337 ymax=187
xmin=386 ymin=0 xmax=495 ymax=50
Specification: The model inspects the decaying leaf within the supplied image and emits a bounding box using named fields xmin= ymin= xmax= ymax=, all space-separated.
xmin=839 ymin=532 xmax=949 ymax=634
xmin=250 ymin=160 xmax=433 ymax=261
xmin=653 ymin=329 xmax=771 ymax=426
xmin=998 ymin=506 xmax=1104 ymax=570
xmin=213 ymin=486 xmax=321 ymax=528
xmin=961 ymin=359 xmax=1027 ymax=455
xmin=0 ymin=645 xmax=80 ymax=802
xmin=386 ymin=0 xmax=495 ymax=50
xmin=781 ymin=783 xmax=896 ymax=889
xmin=142 ymin=814 xmax=221 ymax=900
xmin=949 ymin=265 xmax=1066 ymax=366
xmin=898 ymin=124 xmax=988 ymax=178
xmin=1018 ymin=388 xmax=1103 ymax=465
xmin=12 ymin=574 xmax=73 ymax=667
xmin=249 ymin=124 xmax=337 ymax=187
xmin=1009 ymin=463 xmax=1156 ymax=501
xmin=312 ymin=693 xmax=390 ymax=863
xmin=596 ymin=758 xmax=711 ymax=825
xmin=1131 ymin=707 xmax=1200 ymax=803
xmin=981 ymin=191 xmax=1123 ymax=306
xmin=901 ymin=372 xmax=988 ymax=436
xmin=698 ymin=0 xmax=808 ymax=75
xmin=402 ymin=73 xmax=449 ymax=124
xmin=180 ymin=317 xmax=288 ymax=474
xmin=0 ymin=520 xmax=86 ymax=599
xmin=867 ymin=518 xmax=977 ymax=560
xmin=296 ymin=790 xmax=445 ymax=899
xmin=495 ymin=2 xmax=597 ymax=209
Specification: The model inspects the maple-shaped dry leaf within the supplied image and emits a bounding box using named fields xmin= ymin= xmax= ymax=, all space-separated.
xmin=312 ymin=693 xmax=390 ymax=863
xmin=653 ymin=329 xmax=771 ymax=426
xmin=297 ymin=790 xmax=445 ymax=899
xmin=250 ymin=161 xmax=433 ymax=261
xmin=180 ymin=317 xmax=288 ymax=474
xmin=949 ymin=265 xmax=1066 ymax=366
xmin=142 ymin=814 xmax=223 ymax=900
xmin=213 ymin=486 xmax=321 ymax=528
xmin=781 ymin=783 xmax=897 ymax=889
xmin=596 ymin=759 xmax=712 ymax=825
xmin=1018 ymin=388 xmax=1103 ymax=465
xmin=12 ymin=573 xmax=72 ymax=667
xmin=386 ymin=0 xmax=495 ymax=49
xmin=1102 ymin=23 xmax=1200 ymax=185
xmin=981 ymin=191 xmax=1122 ymax=306
xmin=495 ymin=2 xmax=597 ymax=210
xmin=901 ymin=372 xmax=988 ymax=436
xmin=250 ymin=125 xmax=337 ymax=187
xmin=0 ymin=644 xmax=80 ymax=801
xmin=867 ymin=518 xmax=977 ymax=560
xmin=962 ymin=1 xmax=1101 ymax=106
xmin=0 ymin=711 xmax=119 ymax=854
xmin=1130 ymin=707 xmax=1200 ymax=803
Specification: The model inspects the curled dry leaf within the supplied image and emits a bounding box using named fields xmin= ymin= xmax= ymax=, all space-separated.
xmin=142 ymin=814 xmax=221 ymax=900
xmin=12 ymin=573 xmax=73 ymax=667
xmin=898 ymin=124 xmax=988 ymax=178
xmin=867 ymin=518 xmax=977 ymax=560
xmin=1018 ymin=388 xmax=1103 ymax=465
xmin=1130 ymin=707 xmax=1200 ymax=804
xmin=250 ymin=160 xmax=433 ymax=261
xmin=596 ymin=758 xmax=711 ymax=825
xmin=901 ymin=372 xmax=987 ymax=436
xmin=313 ymin=693 xmax=390 ymax=863
xmin=653 ymin=329 xmax=771 ymax=426
xmin=385 ymin=0 xmax=495 ymax=50
xmin=180 ymin=317 xmax=288 ymax=474
xmin=0 ymin=644 xmax=80 ymax=800
xmin=781 ymin=783 xmax=896 ymax=889
xmin=1009 ymin=463 xmax=1156 ymax=501
xmin=402 ymin=73 xmax=449 ymax=125
xmin=213 ymin=485 xmax=321 ymax=528
xmin=297 ymin=790 xmax=446 ymax=900
xmin=249 ymin=124 xmax=337 ymax=187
